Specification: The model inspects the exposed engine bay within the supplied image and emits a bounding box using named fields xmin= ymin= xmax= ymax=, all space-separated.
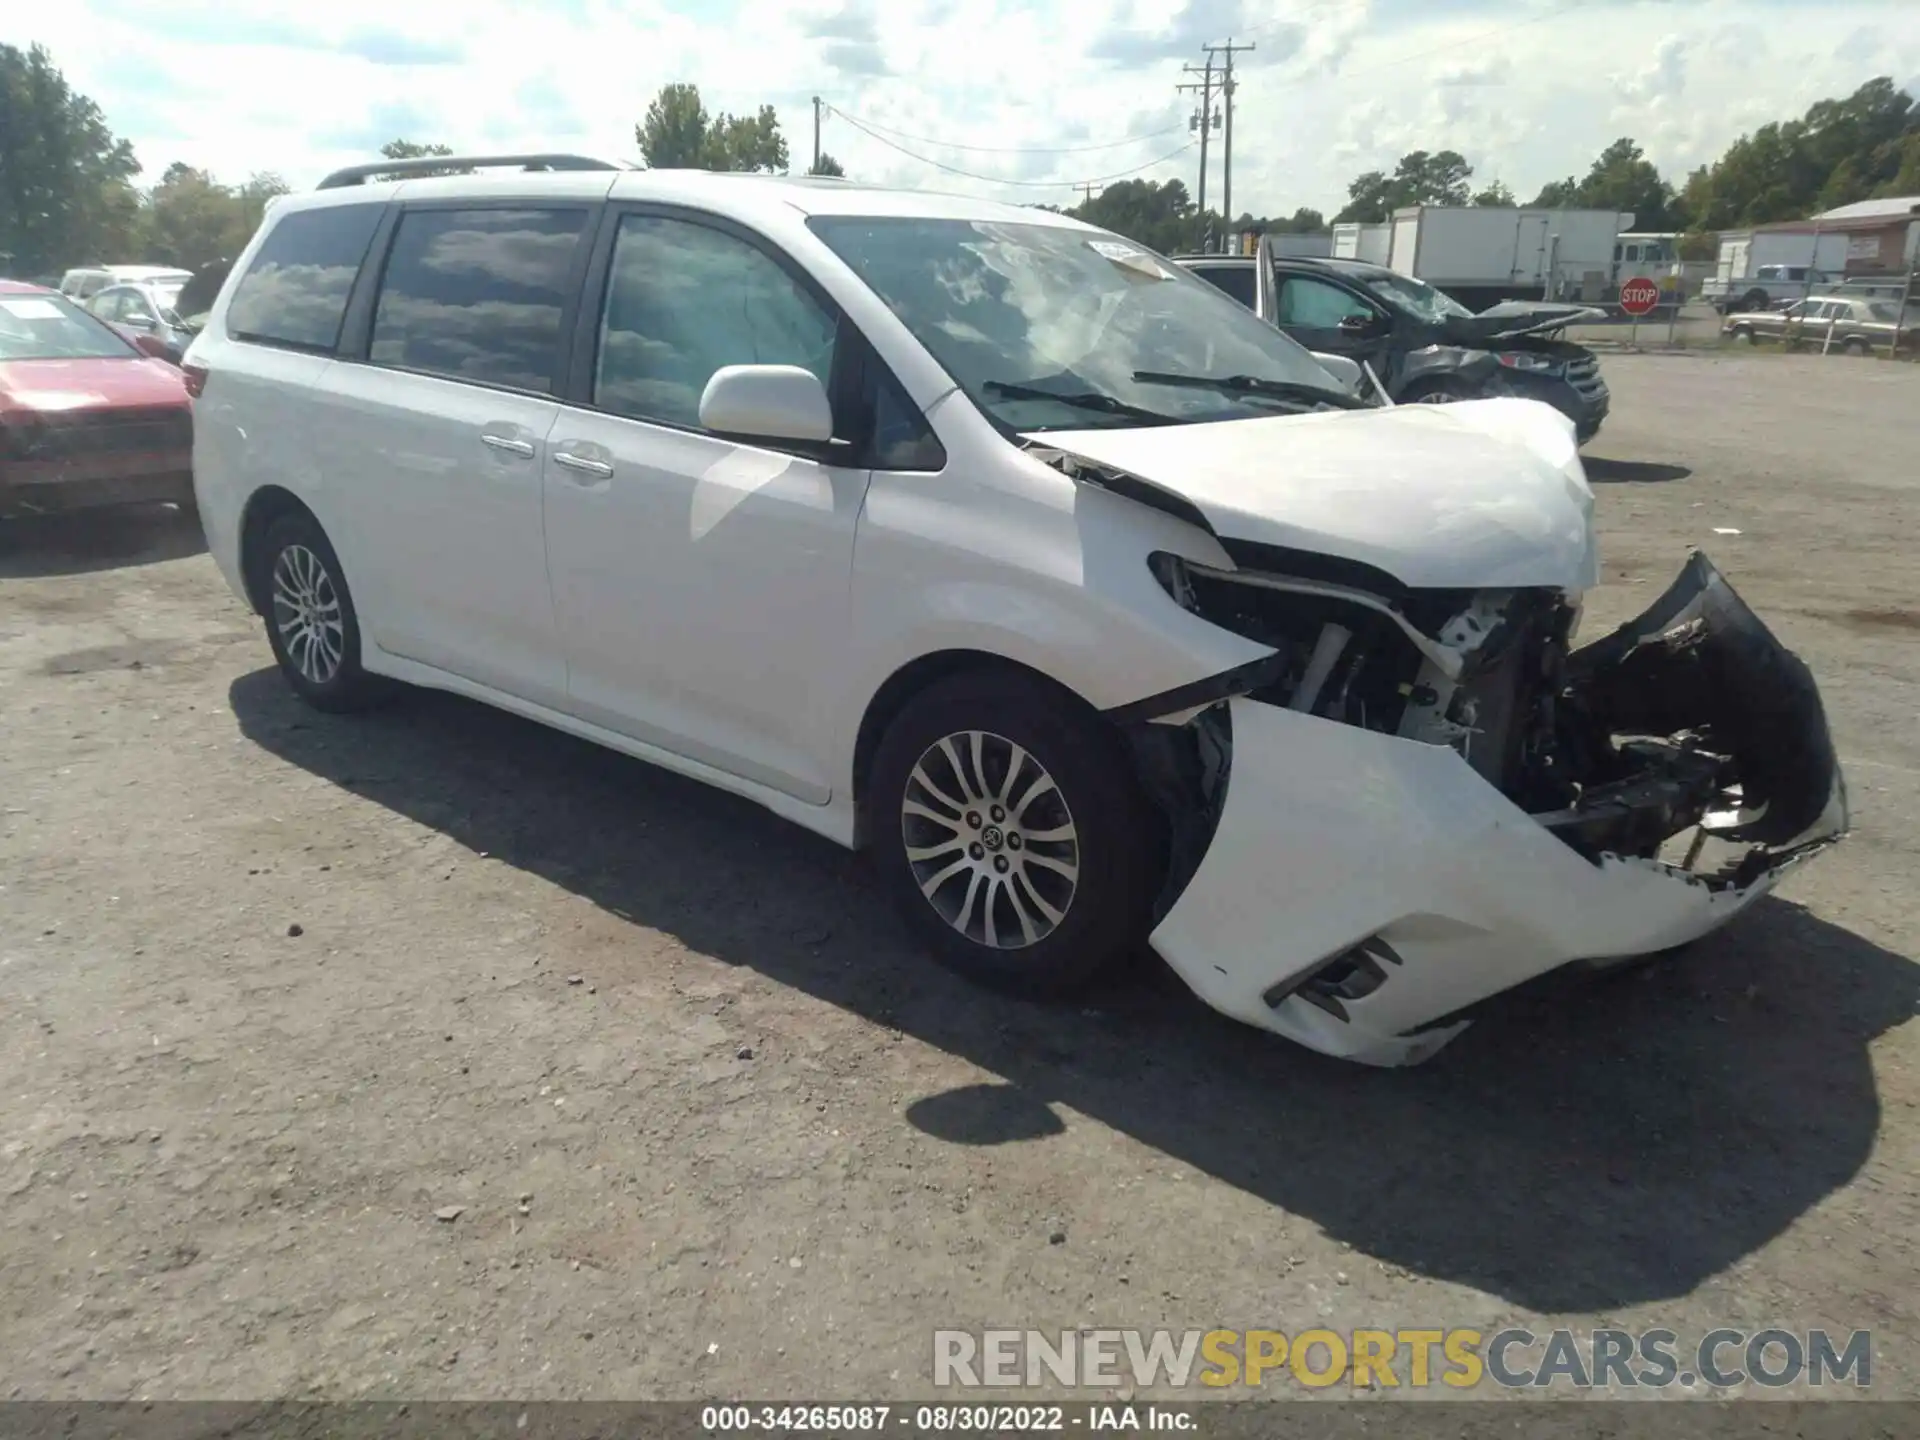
xmin=1126 ymin=545 xmax=1846 ymax=915
xmin=1024 ymin=407 xmax=1846 ymax=1066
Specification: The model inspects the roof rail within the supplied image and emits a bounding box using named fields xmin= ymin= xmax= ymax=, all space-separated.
xmin=316 ymin=153 xmax=624 ymax=190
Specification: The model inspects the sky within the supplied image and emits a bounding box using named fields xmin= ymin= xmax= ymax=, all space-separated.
xmin=22 ymin=0 xmax=1920 ymax=217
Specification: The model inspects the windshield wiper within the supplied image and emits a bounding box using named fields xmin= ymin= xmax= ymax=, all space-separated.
xmin=984 ymin=380 xmax=1180 ymax=424
xmin=1132 ymin=370 xmax=1367 ymax=410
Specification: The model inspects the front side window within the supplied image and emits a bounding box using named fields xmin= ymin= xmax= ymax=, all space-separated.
xmin=371 ymin=207 xmax=587 ymax=393
xmin=0 ymin=292 xmax=137 ymax=361
xmin=809 ymin=216 xmax=1348 ymax=431
xmin=89 ymin=289 xmax=127 ymax=321
xmin=594 ymin=213 xmax=839 ymax=429
xmin=1276 ymin=276 xmax=1376 ymax=328
xmin=227 ymin=203 xmax=384 ymax=352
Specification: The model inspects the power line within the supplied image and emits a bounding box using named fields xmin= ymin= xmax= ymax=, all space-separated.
xmin=829 ymin=108 xmax=1196 ymax=189
xmin=821 ymin=105 xmax=1186 ymax=156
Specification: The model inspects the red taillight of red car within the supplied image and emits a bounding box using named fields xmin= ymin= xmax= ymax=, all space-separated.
xmin=181 ymin=361 xmax=209 ymax=399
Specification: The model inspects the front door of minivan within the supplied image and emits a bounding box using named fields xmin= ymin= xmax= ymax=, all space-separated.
xmin=541 ymin=208 xmax=871 ymax=804
xmin=323 ymin=202 xmax=595 ymax=708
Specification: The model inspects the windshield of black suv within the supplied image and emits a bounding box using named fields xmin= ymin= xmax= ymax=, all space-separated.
xmin=0 ymin=291 xmax=137 ymax=361
xmin=809 ymin=216 xmax=1349 ymax=430
xmin=1357 ymin=269 xmax=1475 ymax=322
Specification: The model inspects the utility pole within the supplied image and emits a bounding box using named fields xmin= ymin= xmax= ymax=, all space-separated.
xmin=1072 ymin=182 xmax=1103 ymax=205
xmin=1176 ymin=59 xmax=1219 ymax=250
xmin=1205 ymin=39 xmax=1254 ymax=246
xmin=812 ymin=96 xmax=823 ymax=174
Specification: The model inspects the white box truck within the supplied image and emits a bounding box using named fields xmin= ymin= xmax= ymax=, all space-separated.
xmin=1331 ymin=222 xmax=1391 ymax=265
xmin=1385 ymin=206 xmax=1636 ymax=310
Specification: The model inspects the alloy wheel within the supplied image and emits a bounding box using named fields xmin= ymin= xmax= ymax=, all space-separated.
xmin=271 ymin=543 xmax=345 ymax=686
xmin=901 ymin=730 xmax=1081 ymax=950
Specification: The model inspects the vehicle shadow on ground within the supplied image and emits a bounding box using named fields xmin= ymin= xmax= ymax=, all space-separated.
xmin=1583 ymin=458 xmax=1693 ymax=484
xmin=229 ymin=670 xmax=1917 ymax=1314
xmin=0 ymin=503 xmax=206 ymax=578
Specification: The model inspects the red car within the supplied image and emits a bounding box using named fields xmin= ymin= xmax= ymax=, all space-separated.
xmin=0 ymin=280 xmax=194 ymax=519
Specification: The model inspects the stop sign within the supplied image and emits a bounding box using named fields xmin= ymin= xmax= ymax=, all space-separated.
xmin=1619 ymin=277 xmax=1661 ymax=316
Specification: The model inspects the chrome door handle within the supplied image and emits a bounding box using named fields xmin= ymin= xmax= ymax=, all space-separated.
xmin=482 ymin=434 xmax=536 ymax=457
xmin=552 ymin=451 xmax=614 ymax=479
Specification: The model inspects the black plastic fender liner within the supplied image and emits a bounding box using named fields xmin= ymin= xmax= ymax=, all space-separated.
xmin=1103 ymin=651 xmax=1290 ymax=726
xmin=1565 ymin=551 xmax=1844 ymax=846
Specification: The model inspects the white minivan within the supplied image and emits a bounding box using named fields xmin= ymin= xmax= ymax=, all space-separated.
xmin=186 ymin=154 xmax=1848 ymax=1067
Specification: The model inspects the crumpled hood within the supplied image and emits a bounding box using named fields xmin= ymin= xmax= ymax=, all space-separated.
xmin=1437 ymin=300 xmax=1607 ymax=343
xmin=0 ymin=356 xmax=190 ymax=416
xmin=1028 ymin=396 xmax=1599 ymax=591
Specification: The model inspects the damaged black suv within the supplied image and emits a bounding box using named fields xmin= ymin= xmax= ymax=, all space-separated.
xmin=1178 ymin=247 xmax=1612 ymax=444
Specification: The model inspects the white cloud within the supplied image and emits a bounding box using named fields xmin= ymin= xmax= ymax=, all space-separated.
xmin=14 ymin=0 xmax=1920 ymax=217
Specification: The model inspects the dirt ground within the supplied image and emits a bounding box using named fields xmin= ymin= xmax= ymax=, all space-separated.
xmin=2 ymin=354 xmax=1916 ymax=1402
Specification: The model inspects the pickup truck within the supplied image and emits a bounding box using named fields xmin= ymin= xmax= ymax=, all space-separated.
xmin=1702 ymin=264 xmax=1830 ymax=315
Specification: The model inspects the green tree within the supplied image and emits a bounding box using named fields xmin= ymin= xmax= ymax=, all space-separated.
xmin=1572 ymin=138 xmax=1676 ymax=228
xmin=708 ymin=105 xmax=788 ymax=172
xmin=371 ymin=138 xmax=466 ymax=179
xmin=1472 ymin=181 xmax=1516 ymax=207
xmin=1067 ymin=177 xmax=1196 ymax=254
xmin=0 ymin=43 xmax=141 ymax=274
xmin=1241 ymin=207 xmax=1325 ymax=234
xmin=808 ymin=152 xmax=846 ymax=178
xmin=1334 ymin=150 xmax=1473 ymax=223
xmin=637 ymin=84 xmax=790 ymax=172
xmin=638 ymin=83 xmax=710 ymax=168
xmin=1682 ymin=78 xmax=1915 ymax=228
xmin=1530 ymin=176 xmax=1578 ymax=208
xmin=142 ymin=165 xmax=290 ymax=273
xmin=380 ymin=139 xmax=454 ymax=160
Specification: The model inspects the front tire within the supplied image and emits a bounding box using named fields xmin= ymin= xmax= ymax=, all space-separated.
xmin=258 ymin=510 xmax=387 ymax=713
xmin=868 ymin=670 xmax=1158 ymax=999
xmin=1402 ymin=378 xmax=1472 ymax=405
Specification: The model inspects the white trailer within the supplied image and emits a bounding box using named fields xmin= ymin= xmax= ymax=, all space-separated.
xmin=1385 ymin=206 xmax=1636 ymax=309
xmin=1268 ymin=231 xmax=1332 ymax=259
xmin=1331 ymin=222 xmax=1390 ymax=265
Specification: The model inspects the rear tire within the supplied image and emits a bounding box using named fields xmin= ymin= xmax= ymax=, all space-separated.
xmin=1843 ymin=337 xmax=1871 ymax=357
xmin=868 ymin=670 xmax=1158 ymax=999
xmin=257 ymin=510 xmax=388 ymax=713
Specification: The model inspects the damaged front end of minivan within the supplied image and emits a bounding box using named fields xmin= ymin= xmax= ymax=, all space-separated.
xmin=1109 ymin=541 xmax=1849 ymax=1067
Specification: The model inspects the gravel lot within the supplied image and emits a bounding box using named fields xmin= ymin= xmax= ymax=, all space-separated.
xmin=2 ymin=353 xmax=1916 ymax=1402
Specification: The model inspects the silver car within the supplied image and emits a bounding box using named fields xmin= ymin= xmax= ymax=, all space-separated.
xmin=1724 ymin=296 xmax=1916 ymax=355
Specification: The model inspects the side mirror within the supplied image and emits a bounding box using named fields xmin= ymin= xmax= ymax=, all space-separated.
xmin=131 ymin=334 xmax=174 ymax=362
xmin=698 ymin=364 xmax=833 ymax=444
xmin=1309 ymin=352 xmax=1364 ymax=395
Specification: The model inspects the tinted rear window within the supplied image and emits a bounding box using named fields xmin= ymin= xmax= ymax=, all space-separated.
xmin=369 ymin=207 xmax=587 ymax=393
xmin=1192 ymin=264 xmax=1256 ymax=309
xmin=226 ymin=204 xmax=383 ymax=352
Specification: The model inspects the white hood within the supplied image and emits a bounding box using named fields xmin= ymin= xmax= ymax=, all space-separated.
xmin=1029 ymin=397 xmax=1599 ymax=591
